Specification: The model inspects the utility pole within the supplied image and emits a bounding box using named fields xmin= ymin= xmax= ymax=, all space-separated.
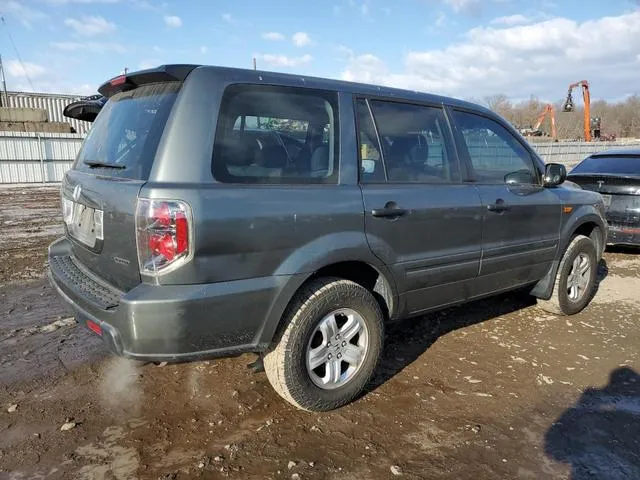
xmin=252 ymin=57 xmax=256 ymax=70
xmin=0 ymin=54 xmax=8 ymax=107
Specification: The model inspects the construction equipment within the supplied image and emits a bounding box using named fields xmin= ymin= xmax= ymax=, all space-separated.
xmin=534 ymin=104 xmax=557 ymax=140
xmin=562 ymin=80 xmax=591 ymax=142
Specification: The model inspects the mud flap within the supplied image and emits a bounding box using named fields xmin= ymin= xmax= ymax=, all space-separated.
xmin=529 ymin=259 xmax=560 ymax=300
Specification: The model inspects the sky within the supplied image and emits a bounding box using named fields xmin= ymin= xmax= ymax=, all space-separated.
xmin=0 ymin=0 xmax=638 ymax=103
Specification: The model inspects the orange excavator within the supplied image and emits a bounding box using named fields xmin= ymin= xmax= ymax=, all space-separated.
xmin=562 ymin=80 xmax=591 ymax=142
xmin=533 ymin=104 xmax=557 ymax=140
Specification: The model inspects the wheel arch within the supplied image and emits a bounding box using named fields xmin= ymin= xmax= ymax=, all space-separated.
xmin=531 ymin=209 xmax=605 ymax=300
xmin=255 ymin=259 xmax=397 ymax=348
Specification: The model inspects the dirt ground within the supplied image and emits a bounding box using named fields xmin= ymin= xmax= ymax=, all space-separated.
xmin=0 ymin=185 xmax=639 ymax=480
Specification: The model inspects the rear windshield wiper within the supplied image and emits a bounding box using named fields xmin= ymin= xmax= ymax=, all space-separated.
xmin=83 ymin=160 xmax=126 ymax=169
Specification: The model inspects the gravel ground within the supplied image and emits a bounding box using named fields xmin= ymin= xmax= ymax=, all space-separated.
xmin=0 ymin=185 xmax=638 ymax=480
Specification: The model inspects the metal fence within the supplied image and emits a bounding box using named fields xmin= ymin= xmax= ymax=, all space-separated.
xmin=0 ymin=132 xmax=82 ymax=183
xmin=529 ymin=140 xmax=640 ymax=168
xmin=0 ymin=132 xmax=639 ymax=184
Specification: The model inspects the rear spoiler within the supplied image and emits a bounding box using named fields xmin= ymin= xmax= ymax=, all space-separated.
xmin=98 ymin=64 xmax=199 ymax=98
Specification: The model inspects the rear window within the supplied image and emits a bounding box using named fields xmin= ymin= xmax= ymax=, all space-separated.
xmin=212 ymin=84 xmax=339 ymax=184
xmin=571 ymin=155 xmax=640 ymax=176
xmin=73 ymin=82 xmax=181 ymax=180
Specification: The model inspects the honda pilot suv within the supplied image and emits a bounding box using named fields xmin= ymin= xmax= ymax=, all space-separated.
xmin=49 ymin=65 xmax=607 ymax=411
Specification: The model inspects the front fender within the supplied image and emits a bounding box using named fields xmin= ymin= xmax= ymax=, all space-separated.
xmin=530 ymin=204 xmax=606 ymax=300
xmin=559 ymin=205 xmax=607 ymax=259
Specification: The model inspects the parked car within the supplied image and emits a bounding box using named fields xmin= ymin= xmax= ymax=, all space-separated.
xmin=568 ymin=149 xmax=640 ymax=246
xmin=49 ymin=65 xmax=607 ymax=411
xmin=63 ymin=94 xmax=107 ymax=123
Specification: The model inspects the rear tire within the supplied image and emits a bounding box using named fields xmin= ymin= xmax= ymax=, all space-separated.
xmin=263 ymin=277 xmax=384 ymax=411
xmin=537 ymin=235 xmax=597 ymax=315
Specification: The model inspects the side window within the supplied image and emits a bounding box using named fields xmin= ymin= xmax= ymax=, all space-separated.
xmin=369 ymin=100 xmax=457 ymax=183
xmin=213 ymin=85 xmax=339 ymax=184
xmin=452 ymin=110 xmax=538 ymax=185
xmin=356 ymin=99 xmax=385 ymax=183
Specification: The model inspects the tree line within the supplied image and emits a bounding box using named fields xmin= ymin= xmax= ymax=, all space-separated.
xmin=481 ymin=94 xmax=640 ymax=141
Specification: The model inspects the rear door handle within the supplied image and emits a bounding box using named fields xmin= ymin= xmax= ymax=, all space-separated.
xmin=487 ymin=199 xmax=510 ymax=213
xmin=371 ymin=207 xmax=409 ymax=218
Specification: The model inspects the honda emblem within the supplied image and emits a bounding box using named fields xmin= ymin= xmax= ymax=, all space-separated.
xmin=597 ymin=180 xmax=604 ymax=190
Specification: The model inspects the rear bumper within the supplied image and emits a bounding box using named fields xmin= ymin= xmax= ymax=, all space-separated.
xmin=48 ymin=237 xmax=293 ymax=362
xmin=606 ymin=224 xmax=640 ymax=246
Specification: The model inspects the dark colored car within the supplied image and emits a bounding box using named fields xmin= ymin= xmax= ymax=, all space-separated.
xmin=49 ymin=64 xmax=607 ymax=411
xmin=568 ymin=149 xmax=640 ymax=246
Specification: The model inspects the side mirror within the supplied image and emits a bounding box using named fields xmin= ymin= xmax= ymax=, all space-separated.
xmin=543 ymin=163 xmax=567 ymax=187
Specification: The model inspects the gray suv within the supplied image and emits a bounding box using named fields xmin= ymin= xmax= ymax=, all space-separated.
xmin=49 ymin=65 xmax=607 ymax=411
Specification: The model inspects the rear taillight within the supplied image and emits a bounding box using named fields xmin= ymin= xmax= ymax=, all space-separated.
xmin=135 ymin=199 xmax=192 ymax=275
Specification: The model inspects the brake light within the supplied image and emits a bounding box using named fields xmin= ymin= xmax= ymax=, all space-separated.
xmin=86 ymin=319 xmax=103 ymax=336
xmin=135 ymin=199 xmax=192 ymax=275
xmin=110 ymin=75 xmax=127 ymax=87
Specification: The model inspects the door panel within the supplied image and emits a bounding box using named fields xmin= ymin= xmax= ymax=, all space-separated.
xmin=356 ymin=98 xmax=483 ymax=315
xmin=449 ymin=109 xmax=561 ymax=292
xmin=362 ymin=184 xmax=483 ymax=308
xmin=476 ymin=184 xmax=560 ymax=276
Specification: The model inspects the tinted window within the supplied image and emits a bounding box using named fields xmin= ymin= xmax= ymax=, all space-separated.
xmin=571 ymin=155 xmax=640 ymax=176
xmin=452 ymin=110 xmax=537 ymax=185
xmin=213 ymin=85 xmax=339 ymax=184
xmin=356 ymin=99 xmax=386 ymax=183
xmin=369 ymin=100 xmax=456 ymax=183
xmin=74 ymin=82 xmax=180 ymax=180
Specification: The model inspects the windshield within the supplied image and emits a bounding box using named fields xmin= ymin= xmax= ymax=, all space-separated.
xmin=74 ymin=82 xmax=181 ymax=180
xmin=570 ymin=155 xmax=640 ymax=176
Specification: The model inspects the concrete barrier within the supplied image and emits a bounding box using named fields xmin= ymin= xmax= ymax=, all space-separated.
xmin=0 ymin=107 xmax=48 ymax=123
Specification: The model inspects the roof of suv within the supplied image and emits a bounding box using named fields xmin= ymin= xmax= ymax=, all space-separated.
xmin=100 ymin=63 xmax=494 ymax=117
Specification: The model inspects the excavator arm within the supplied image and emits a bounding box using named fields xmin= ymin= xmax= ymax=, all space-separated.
xmin=533 ymin=104 xmax=557 ymax=140
xmin=562 ymin=80 xmax=591 ymax=142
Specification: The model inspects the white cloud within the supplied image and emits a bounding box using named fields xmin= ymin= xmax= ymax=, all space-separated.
xmin=200 ymin=46 xmax=208 ymax=54
xmin=164 ymin=15 xmax=182 ymax=28
xmin=491 ymin=14 xmax=532 ymax=26
xmin=51 ymin=41 xmax=127 ymax=53
xmin=444 ymin=0 xmax=480 ymax=14
xmin=64 ymin=16 xmax=116 ymax=36
xmin=0 ymin=1 xmax=48 ymax=27
xmin=292 ymin=31 xmax=313 ymax=47
xmin=339 ymin=12 xmax=640 ymax=100
xmin=257 ymin=54 xmax=313 ymax=68
xmin=5 ymin=60 xmax=47 ymax=79
xmin=139 ymin=59 xmax=161 ymax=70
xmin=222 ymin=13 xmax=234 ymax=24
xmin=262 ymin=31 xmax=285 ymax=41
xmin=11 ymin=79 xmax=97 ymax=95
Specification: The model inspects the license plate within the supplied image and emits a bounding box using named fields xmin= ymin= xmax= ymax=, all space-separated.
xmin=63 ymin=198 xmax=103 ymax=247
xmin=601 ymin=194 xmax=612 ymax=207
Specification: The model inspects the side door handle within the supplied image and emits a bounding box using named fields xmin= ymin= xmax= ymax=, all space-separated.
xmin=371 ymin=201 xmax=410 ymax=218
xmin=487 ymin=198 xmax=510 ymax=213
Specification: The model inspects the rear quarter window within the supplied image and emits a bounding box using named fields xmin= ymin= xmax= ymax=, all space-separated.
xmin=212 ymin=85 xmax=339 ymax=184
xmin=73 ymin=82 xmax=181 ymax=180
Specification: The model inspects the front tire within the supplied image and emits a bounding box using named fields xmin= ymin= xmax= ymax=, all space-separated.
xmin=537 ymin=235 xmax=597 ymax=315
xmin=264 ymin=277 xmax=384 ymax=411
